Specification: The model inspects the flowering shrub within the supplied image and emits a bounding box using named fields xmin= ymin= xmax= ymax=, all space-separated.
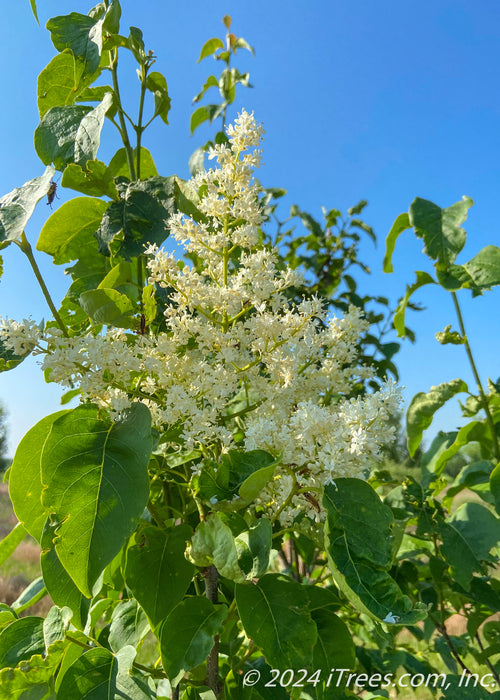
xmin=1 ymin=111 xmax=400 ymax=529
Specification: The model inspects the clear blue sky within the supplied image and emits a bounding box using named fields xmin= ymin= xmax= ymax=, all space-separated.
xmin=1 ymin=0 xmax=500 ymax=455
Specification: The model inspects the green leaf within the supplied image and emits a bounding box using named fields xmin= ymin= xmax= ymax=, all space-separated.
xmin=234 ymin=518 xmax=272 ymax=579
xmin=142 ymin=284 xmax=156 ymax=325
xmin=311 ymin=608 xmax=356 ymax=670
xmin=192 ymin=75 xmax=219 ymax=104
xmin=146 ymin=71 xmax=171 ymax=124
xmin=174 ymin=178 xmax=208 ymax=224
xmin=61 ymin=160 xmax=119 ymax=200
xmin=383 ymin=213 xmax=410 ymax=273
xmin=0 ymin=167 xmax=55 ymax=244
xmin=406 ymin=379 xmax=468 ymax=456
xmin=181 ymin=687 xmax=217 ymax=700
xmin=47 ymin=12 xmax=104 ymax=74
xmin=409 ymin=196 xmax=473 ymax=265
xmin=34 ymin=93 xmax=112 ymax=171
xmin=127 ymin=26 xmax=147 ymax=65
xmin=420 ymin=431 xmax=458 ymax=489
xmin=463 ymin=245 xmax=500 ymax=291
xmin=37 ymin=196 xmax=108 ymax=264
xmin=114 ymin=647 xmax=158 ymax=699
xmin=238 ymin=463 xmax=277 ymax=504
xmin=125 ymin=525 xmax=194 ymax=628
xmin=0 ymin=523 xmax=26 ymax=567
xmin=11 ymin=577 xmax=47 ymax=614
xmin=188 ymin=513 xmax=245 ymax=582
xmin=491 ymin=462 xmax=500 ymax=515
xmin=56 ymin=647 xmax=114 ymax=698
xmin=196 ymin=450 xmax=278 ymax=509
xmin=96 ymin=176 xmax=176 ymax=259
xmin=451 ymin=502 xmax=500 ymax=558
xmin=439 ymin=503 xmax=500 ymax=589
xmin=436 ymin=262 xmax=477 ymax=293
xmin=0 ymin=641 xmax=67 ymax=699
xmin=433 ymin=421 xmax=490 ymax=477
xmin=190 ymin=105 xmax=224 ymax=135
xmin=77 ymin=84 xmax=116 ymax=110
xmin=29 ymin=0 xmax=39 ymax=24
xmin=41 ymin=519 xmax=90 ymax=630
xmin=9 ymin=410 xmax=68 ymax=542
xmin=435 ymin=324 xmax=464 ymax=345
xmin=393 ymin=270 xmax=436 ymax=337
xmin=198 ymin=37 xmax=224 ymax=62
xmin=109 ymin=599 xmax=149 ymax=652
xmin=79 ymin=288 xmax=136 ymax=327
xmin=43 ymin=605 xmax=73 ymax=648
xmin=40 ymin=403 xmax=153 ymax=597
xmin=107 ymin=146 xmax=159 ymax=180
xmin=0 ymin=617 xmax=45 ymax=669
xmin=219 ymin=69 xmax=235 ymax=104
xmin=443 ymin=460 xmax=495 ymax=507
xmin=232 ymin=37 xmax=255 ymax=55
xmin=235 ymin=574 xmax=317 ymax=668
xmin=290 ymin=205 xmax=323 ymax=237
xmin=98 ymin=261 xmax=138 ymax=302
xmin=102 ymin=0 xmax=121 ymax=34
xmin=159 ymin=598 xmax=227 ymax=685
xmin=37 ymin=51 xmax=100 ymax=118
xmin=326 ymin=479 xmax=393 ymax=568
xmin=323 ymin=480 xmax=427 ymax=625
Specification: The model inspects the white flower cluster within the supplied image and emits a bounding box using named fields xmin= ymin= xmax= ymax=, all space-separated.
xmin=2 ymin=110 xmax=401 ymax=525
xmin=0 ymin=317 xmax=42 ymax=355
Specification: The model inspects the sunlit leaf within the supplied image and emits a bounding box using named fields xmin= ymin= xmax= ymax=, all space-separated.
xmin=0 ymin=167 xmax=55 ymax=244
xmin=125 ymin=525 xmax=194 ymax=628
xmin=41 ymin=403 xmax=153 ymax=597
xmin=409 ymin=196 xmax=473 ymax=265
xmin=406 ymin=379 xmax=468 ymax=456
xmin=37 ymin=50 xmax=100 ymax=118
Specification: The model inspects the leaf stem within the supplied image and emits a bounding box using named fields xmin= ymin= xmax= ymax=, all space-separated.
xmin=135 ymin=65 xmax=148 ymax=179
xmin=451 ymin=292 xmax=500 ymax=461
xmin=110 ymin=49 xmax=137 ymax=181
xmin=17 ymin=233 xmax=69 ymax=337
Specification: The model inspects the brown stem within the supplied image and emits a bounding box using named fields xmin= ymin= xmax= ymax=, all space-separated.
xmin=475 ymin=631 xmax=500 ymax=686
xmin=430 ymin=615 xmax=474 ymax=675
xmin=171 ymin=686 xmax=179 ymax=700
xmin=204 ymin=565 xmax=221 ymax=697
xmin=278 ymin=549 xmax=290 ymax=571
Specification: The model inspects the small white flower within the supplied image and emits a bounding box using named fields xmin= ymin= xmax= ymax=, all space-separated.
xmin=383 ymin=612 xmax=400 ymax=624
